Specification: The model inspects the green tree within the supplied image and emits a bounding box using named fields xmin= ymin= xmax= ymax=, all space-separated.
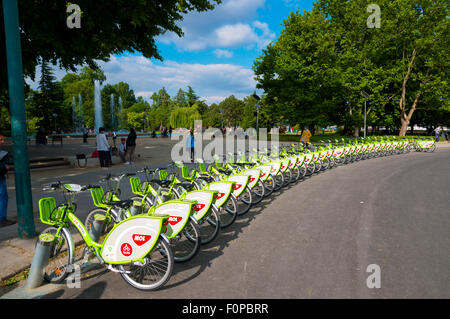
xmin=0 ymin=0 xmax=221 ymax=95
xmin=219 ymin=95 xmax=245 ymax=127
xmin=169 ymin=105 xmax=201 ymax=129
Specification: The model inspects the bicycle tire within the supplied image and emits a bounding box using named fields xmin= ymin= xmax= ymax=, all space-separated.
xmin=236 ymin=186 xmax=253 ymax=216
xmin=171 ymin=216 xmax=201 ymax=263
xmin=220 ymin=194 xmax=238 ymax=228
xmin=274 ymin=172 xmax=284 ymax=190
xmin=251 ymin=180 xmax=265 ymax=204
xmin=41 ymin=226 xmax=74 ymax=284
xmin=198 ymin=205 xmax=221 ymax=245
xmin=119 ymin=236 xmax=173 ymax=290
xmin=263 ymin=174 xmax=275 ymax=197
xmin=84 ymin=208 xmax=119 ymax=237
xmin=290 ymin=166 xmax=300 ymax=182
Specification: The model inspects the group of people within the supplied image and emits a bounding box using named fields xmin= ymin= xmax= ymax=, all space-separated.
xmin=95 ymin=128 xmax=137 ymax=167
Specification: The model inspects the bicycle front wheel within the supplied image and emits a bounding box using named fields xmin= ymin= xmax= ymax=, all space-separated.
xmin=119 ymin=236 xmax=174 ymax=290
xmin=41 ymin=226 xmax=74 ymax=284
xmin=84 ymin=207 xmax=118 ymax=237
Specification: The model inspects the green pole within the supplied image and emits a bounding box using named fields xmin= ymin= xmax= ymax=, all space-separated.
xmin=2 ymin=0 xmax=36 ymax=238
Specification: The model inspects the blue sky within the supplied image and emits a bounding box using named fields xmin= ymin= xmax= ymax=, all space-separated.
xmin=30 ymin=0 xmax=315 ymax=104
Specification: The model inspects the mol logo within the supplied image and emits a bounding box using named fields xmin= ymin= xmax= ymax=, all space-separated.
xmin=249 ymin=177 xmax=255 ymax=183
xmin=215 ymin=192 xmax=225 ymax=200
xmin=167 ymin=216 xmax=183 ymax=225
xmin=234 ymin=184 xmax=242 ymax=191
xmin=192 ymin=204 xmax=206 ymax=212
xmin=132 ymin=234 xmax=151 ymax=246
xmin=260 ymin=172 xmax=266 ymax=178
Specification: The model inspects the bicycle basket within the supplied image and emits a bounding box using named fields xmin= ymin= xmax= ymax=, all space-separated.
xmin=130 ymin=176 xmax=144 ymax=195
xmin=38 ymin=197 xmax=60 ymax=225
xmin=90 ymin=186 xmax=108 ymax=208
xmin=159 ymin=170 xmax=168 ymax=181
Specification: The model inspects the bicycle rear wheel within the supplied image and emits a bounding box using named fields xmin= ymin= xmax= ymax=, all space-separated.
xmin=119 ymin=236 xmax=173 ymax=290
xmin=236 ymin=186 xmax=253 ymax=216
xmin=41 ymin=226 xmax=74 ymax=284
xmin=251 ymin=180 xmax=265 ymax=204
xmin=198 ymin=206 xmax=221 ymax=244
xmin=219 ymin=195 xmax=238 ymax=228
xmin=273 ymin=173 xmax=284 ymax=190
xmin=171 ymin=217 xmax=201 ymax=263
xmin=263 ymin=174 xmax=275 ymax=197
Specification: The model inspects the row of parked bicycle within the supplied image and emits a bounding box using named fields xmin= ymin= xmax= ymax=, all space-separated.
xmin=36 ymin=136 xmax=436 ymax=290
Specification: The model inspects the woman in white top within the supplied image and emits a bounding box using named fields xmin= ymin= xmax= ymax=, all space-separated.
xmin=96 ymin=127 xmax=111 ymax=167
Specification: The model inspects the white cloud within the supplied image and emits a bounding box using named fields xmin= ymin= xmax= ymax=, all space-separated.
xmin=213 ymin=49 xmax=234 ymax=58
xmin=27 ymin=55 xmax=258 ymax=105
xmin=157 ymin=0 xmax=273 ymax=52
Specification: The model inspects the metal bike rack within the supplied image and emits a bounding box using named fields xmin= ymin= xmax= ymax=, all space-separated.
xmin=88 ymin=214 xmax=106 ymax=243
xmin=24 ymin=233 xmax=55 ymax=289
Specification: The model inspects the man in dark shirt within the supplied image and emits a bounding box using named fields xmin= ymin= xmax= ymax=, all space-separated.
xmin=0 ymin=132 xmax=16 ymax=227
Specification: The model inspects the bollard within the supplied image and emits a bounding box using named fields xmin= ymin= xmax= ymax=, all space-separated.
xmin=129 ymin=201 xmax=143 ymax=216
xmin=24 ymin=233 xmax=55 ymax=289
xmin=88 ymin=214 xmax=105 ymax=243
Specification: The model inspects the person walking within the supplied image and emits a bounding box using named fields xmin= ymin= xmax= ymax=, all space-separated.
xmin=434 ymin=126 xmax=441 ymax=142
xmin=300 ymin=125 xmax=312 ymax=147
xmin=82 ymin=125 xmax=88 ymax=143
xmin=0 ymin=132 xmax=15 ymax=227
xmin=125 ymin=128 xmax=137 ymax=164
xmin=96 ymin=127 xmax=111 ymax=167
xmin=186 ymin=128 xmax=195 ymax=163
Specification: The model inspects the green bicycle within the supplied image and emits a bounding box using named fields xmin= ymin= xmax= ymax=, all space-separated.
xmin=38 ymin=182 xmax=175 ymax=290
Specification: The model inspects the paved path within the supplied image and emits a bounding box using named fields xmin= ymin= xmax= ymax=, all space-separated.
xmin=3 ymin=145 xmax=448 ymax=299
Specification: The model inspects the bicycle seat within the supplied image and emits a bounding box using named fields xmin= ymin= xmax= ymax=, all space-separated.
xmin=106 ymin=199 xmax=134 ymax=208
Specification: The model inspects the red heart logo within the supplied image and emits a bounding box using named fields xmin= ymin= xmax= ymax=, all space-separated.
xmin=261 ymin=172 xmax=266 ymax=178
xmin=234 ymin=184 xmax=242 ymax=191
xmin=132 ymin=234 xmax=151 ymax=246
xmin=249 ymin=177 xmax=255 ymax=183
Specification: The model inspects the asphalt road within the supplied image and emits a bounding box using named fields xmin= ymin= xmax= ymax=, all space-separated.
xmin=35 ymin=148 xmax=450 ymax=299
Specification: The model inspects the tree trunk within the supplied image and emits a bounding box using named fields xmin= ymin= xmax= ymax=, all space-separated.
xmin=354 ymin=125 xmax=360 ymax=137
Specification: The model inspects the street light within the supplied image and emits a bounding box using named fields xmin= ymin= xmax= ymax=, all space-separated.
xmin=52 ymin=113 xmax=58 ymax=133
xmin=361 ymin=91 xmax=370 ymax=139
xmin=252 ymin=93 xmax=261 ymax=134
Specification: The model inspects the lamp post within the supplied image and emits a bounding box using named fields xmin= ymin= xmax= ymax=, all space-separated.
xmin=361 ymin=91 xmax=370 ymax=139
xmin=252 ymin=93 xmax=261 ymax=136
xmin=3 ymin=0 xmax=36 ymax=237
